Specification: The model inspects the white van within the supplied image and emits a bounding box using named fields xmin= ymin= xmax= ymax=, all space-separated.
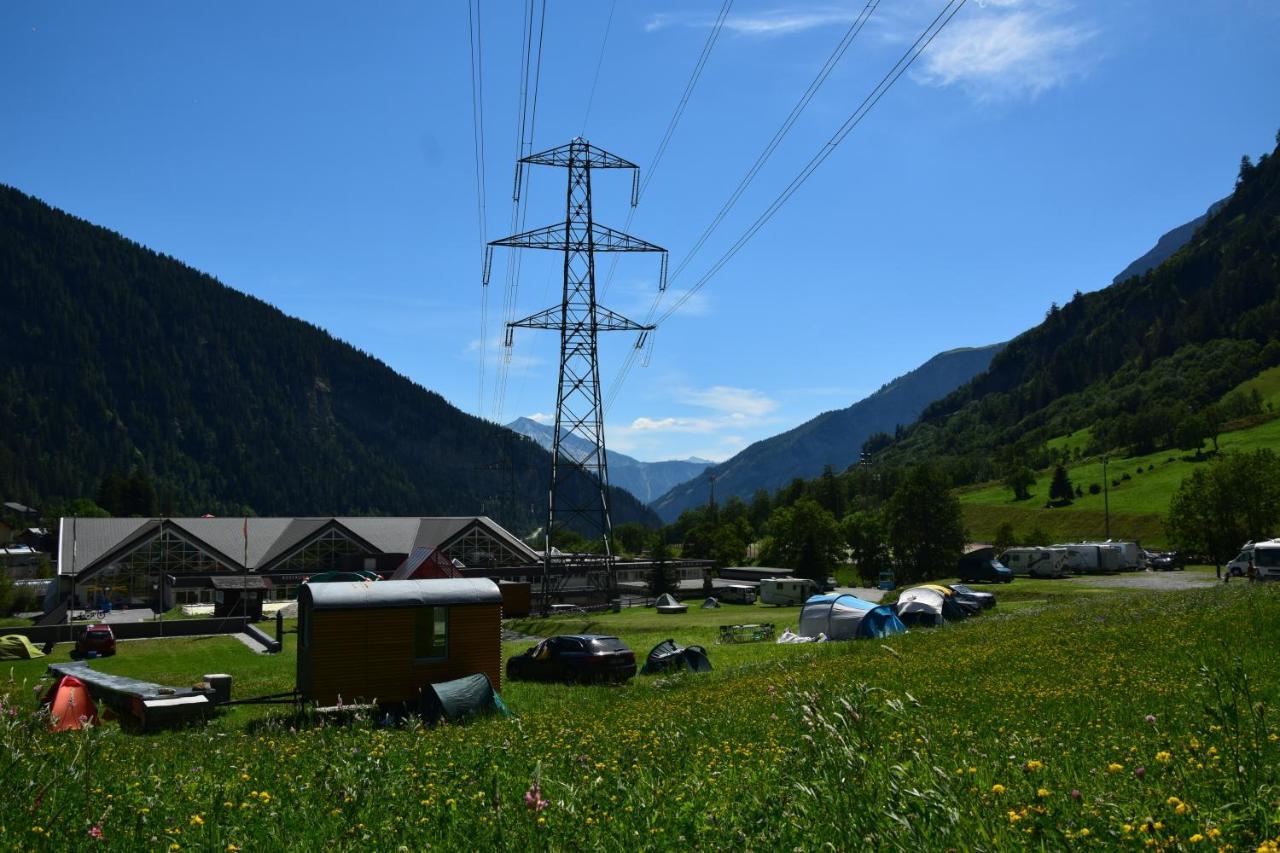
xmin=759 ymin=577 xmax=818 ymax=606
xmin=999 ymin=547 xmax=1069 ymax=578
xmin=1227 ymin=540 xmax=1280 ymax=579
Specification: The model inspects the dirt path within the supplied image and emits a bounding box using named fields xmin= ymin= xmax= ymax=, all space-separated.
xmin=1080 ymin=571 xmax=1219 ymax=591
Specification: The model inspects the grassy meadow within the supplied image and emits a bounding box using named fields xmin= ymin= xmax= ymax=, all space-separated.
xmin=2 ymin=579 xmax=1279 ymax=850
xmin=958 ymin=367 xmax=1280 ymax=546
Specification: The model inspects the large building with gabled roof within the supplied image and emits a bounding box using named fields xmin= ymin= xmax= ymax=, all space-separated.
xmin=57 ymin=516 xmax=539 ymax=610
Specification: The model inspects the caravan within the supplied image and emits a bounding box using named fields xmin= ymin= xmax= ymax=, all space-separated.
xmin=999 ymin=547 xmax=1069 ymax=578
xmin=1055 ymin=543 xmax=1123 ymax=574
xmin=760 ymin=578 xmax=819 ymax=606
xmin=1079 ymin=541 xmax=1145 ymax=571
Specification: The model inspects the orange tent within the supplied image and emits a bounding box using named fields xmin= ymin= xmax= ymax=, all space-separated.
xmin=40 ymin=675 xmax=99 ymax=732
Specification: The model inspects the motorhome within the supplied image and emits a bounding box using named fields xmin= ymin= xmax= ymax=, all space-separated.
xmin=1227 ymin=540 xmax=1280 ymax=579
xmin=759 ymin=577 xmax=818 ymax=606
xmin=1079 ymin=540 xmax=1145 ymax=570
xmin=1054 ymin=543 xmax=1123 ymax=574
xmin=998 ymin=547 xmax=1069 ymax=578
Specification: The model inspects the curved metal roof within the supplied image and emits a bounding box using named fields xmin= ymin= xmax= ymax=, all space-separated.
xmin=299 ymin=578 xmax=501 ymax=611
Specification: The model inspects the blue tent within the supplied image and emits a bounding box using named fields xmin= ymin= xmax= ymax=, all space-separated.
xmin=797 ymin=594 xmax=906 ymax=641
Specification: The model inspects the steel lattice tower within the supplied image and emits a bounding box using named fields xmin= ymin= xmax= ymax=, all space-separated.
xmin=488 ymin=138 xmax=666 ymax=603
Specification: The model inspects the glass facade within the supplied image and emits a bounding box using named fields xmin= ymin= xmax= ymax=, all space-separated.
xmin=443 ymin=526 xmax=530 ymax=568
xmin=78 ymin=527 xmax=234 ymax=609
xmin=275 ymin=527 xmax=371 ymax=574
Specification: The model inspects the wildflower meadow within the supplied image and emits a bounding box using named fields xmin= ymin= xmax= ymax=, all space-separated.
xmin=2 ymin=584 xmax=1278 ymax=850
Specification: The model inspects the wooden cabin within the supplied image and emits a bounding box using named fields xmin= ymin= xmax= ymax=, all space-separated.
xmin=296 ymin=578 xmax=502 ymax=706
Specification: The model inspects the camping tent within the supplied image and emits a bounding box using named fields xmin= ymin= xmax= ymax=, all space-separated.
xmin=0 ymin=634 xmax=44 ymax=660
xmin=40 ymin=674 xmax=99 ymax=731
xmin=700 ymin=597 xmax=720 ymax=609
xmin=895 ymin=586 xmax=970 ymax=627
xmin=797 ymin=594 xmax=906 ymax=641
xmin=654 ymin=593 xmax=687 ymax=614
xmin=418 ymin=673 xmax=509 ymax=725
xmin=640 ymin=639 xmax=712 ymax=675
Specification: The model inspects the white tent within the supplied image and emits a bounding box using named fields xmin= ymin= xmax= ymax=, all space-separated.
xmin=895 ymin=587 xmax=946 ymax=626
xmin=654 ymin=593 xmax=687 ymax=614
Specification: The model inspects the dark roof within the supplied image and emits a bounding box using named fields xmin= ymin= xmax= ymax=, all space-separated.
xmin=300 ymin=578 xmax=501 ymax=611
xmin=209 ymin=576 xmax=273 ymax=590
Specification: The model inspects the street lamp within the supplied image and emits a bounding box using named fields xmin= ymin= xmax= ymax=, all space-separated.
xmin=1101 ymin=455 xmax=1111 ymax=540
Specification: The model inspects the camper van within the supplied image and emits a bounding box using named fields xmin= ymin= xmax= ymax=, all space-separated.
xmin=1227 ymin=540 xmax=1280 ymax=579
xmin=1078 ymin=540 xmax=1145 ymax=571
xmin=999 ymin=547 xmax=1069 ymax=578
xmin=759 ymin=577 xmax=818 ymax=606
xmin=1054 ymin=543 xmax=1123 ymax=574
xmin=717 ymin=584 xmax=757 ymax=604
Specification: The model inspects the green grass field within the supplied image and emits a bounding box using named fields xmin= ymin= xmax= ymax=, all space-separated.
xmin=957 ymin=377 xmax=1280 ymax=545
xmin=2 ymin=580 xmax=1278 ymax=850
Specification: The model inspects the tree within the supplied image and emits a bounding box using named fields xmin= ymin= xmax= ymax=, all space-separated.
xmin=648 ymin=534 xmax=678 ymax=596
xmin=1003 ymin=466 xmax=1036 ymax=501
xmin=710 ymin=518 xmax=750 ymax=569
xmin=1048 ymin=465 xmax=1074 ymax=505
xmin=1167 ymin=449 xmax=1280 ymax=566
xmin=1176 ymin=414 xmax=1210 ymax=458
xmin=815 ymin=465 xmax=845 ymax=519
xmin=842 ymin=510 xmax=888 ymax=585
xmin=884 ymin=465 xmax=965 ymax=583
xmin=993 ymin=521 xmax=1016 ymax=553
xmin=747 ymin=489 xmax=772 ymax=535
xmin=761 ymin=499 xmax=844 ymax=583
xmin=611 ymin=522 xmax=650 ymax=556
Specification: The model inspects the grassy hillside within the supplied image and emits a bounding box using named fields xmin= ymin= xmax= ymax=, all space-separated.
xmin=3 ymin=584 xmax=1278 ymax=848
xmin=959 ymin=366 xmax=1280 ymax=545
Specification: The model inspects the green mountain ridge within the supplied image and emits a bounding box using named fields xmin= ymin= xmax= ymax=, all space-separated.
xmin=0 ymin=184 xmax=659 ymax=532
xmin=650 ymin=342 xmax=1006 ymax=522
xmin=879 ymin=133 xmax=1280 ymax=488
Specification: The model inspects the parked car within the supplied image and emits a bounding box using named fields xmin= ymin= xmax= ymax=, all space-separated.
xmin=75 ymin=624 xmax=116 ymax=657
xmin=507 ymin=635 xmax=636 ymax=684
xmin=957 ymin=557 xmax=1014 ymax=584
xmin=1149 ymin=550 xmax=1185 ymax=571
xmin=948 ymin=583 xmax=996 ymax=610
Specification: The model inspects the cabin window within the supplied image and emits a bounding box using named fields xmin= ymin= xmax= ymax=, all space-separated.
xmin=414 ymin=606 xmax=448 ymax=660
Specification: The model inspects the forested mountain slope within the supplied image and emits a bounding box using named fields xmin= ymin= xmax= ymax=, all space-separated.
xmin=650 ymin=343 xmax=1005 ymax=522
xmin=0 ymin=185 xmax=659 ymax=531
xmin=880 ymin=135 xmax=1280 ymax=482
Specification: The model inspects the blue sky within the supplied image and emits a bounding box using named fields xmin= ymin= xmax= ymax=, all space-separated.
xmin=2 ymin=1 xmax=1278 ymax=463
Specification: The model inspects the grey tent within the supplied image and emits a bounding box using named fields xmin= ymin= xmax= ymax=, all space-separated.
xmin=654 ymin=593 xmax=687 ymax=614
xmin=700 ymin=597 xmax=720 ymax=609
xmin=418 ymin=674 xmax=509 ymax=725
xmin=640 ymin=639 xmax=712 ymax=675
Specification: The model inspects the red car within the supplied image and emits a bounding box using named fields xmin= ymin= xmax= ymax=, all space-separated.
xmin=76 ymin=624 xmax=116 ymax=657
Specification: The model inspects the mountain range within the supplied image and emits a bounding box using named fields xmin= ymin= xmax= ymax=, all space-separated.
xmin=649 ymin=343 xmax=1006 ymax=521
xmin=504 ymin=417 xmax=713 ymax=504
xmin=0 ymin=185 xmax=659 ymax=533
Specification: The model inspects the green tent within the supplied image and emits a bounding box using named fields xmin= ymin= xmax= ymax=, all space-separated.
xmin=640 ymin=639 xmax=712 ymax=675
xmin=418 ymin=673 xmax=509 ymax=725
xmin=0 ymin=634 xmax=45 ymax=660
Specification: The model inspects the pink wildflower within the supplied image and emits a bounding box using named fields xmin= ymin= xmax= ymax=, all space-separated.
xmin=524 ymin=783 xmax=549 ymax=812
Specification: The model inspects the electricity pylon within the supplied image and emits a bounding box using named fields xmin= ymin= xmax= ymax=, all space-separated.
xmin=487 ymin=138 xmax=667 ymax=604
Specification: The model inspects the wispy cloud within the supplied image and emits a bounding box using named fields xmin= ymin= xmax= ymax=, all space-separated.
xmin=525 ymin=412 xmax=555 ymax=425
xmin=645 ymin=6 xmax=855 ymax=37
xmin=913 ymin=1 xmax=1098 ymax=102
xmin=604 ymin=383 xmax=782 ymax=460
xmin=676 ymin=385 xmax=779 ymax=417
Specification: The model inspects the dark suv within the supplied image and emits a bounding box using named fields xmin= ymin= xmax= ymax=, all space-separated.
xmin=76 ymin=624 xmax=116 ymax=657
xmin=507 ymin=635 xmax=636 ymax=684
xmin=957 ymin=557 xmax=1014 ymax=584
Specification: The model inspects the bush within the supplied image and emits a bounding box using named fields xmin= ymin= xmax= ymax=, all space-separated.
xmin=1089 ymin=483 xmax=1101 ymax=495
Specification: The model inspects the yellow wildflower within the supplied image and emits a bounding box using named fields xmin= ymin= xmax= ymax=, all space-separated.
xmin=1156 ymin=751 xmax=1172 ymax=763
xmin=190 ymin=815 xmax=204 ymax=827
xmin=1189 ymin=834 xmax=1204 ymax=844
xmin=991 ymin=784 xmax=1006 ymax=794
xmin=1108 ymin=763 xmax=1124 ymax=774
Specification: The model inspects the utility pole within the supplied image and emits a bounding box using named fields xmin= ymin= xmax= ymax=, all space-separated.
xmin=489 ymin=138 xmax=667 ymax=607
xmin=707 ymin=472 xmax=717 ymax=514
xmin=1101 ymin=455 xmax=1111 ymax=540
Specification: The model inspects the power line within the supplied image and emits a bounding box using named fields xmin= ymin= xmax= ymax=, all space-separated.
xmin=665 ymin=0 xmax=881 ymax=288
xmin=491 ymin=0 xmax=547 ymax=424
xmin=580 ymin=0 xmax=618 ymax=135
xmin=601 ymin=0 xmax=734 ymax=300
xmin=655 ymin=0 xmax=967 ymax=326
xmin=606 ymin=0 xmax=965 ymax=412
xmin=468 ymin=0 xmax=489 ymax=418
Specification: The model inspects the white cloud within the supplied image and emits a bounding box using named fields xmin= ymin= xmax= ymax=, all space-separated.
xmin=914 ymin=4 xmax=1098 ymax=102
xmin=676 ymin=385 xmax=779 ymax=417
xmin=525 ymin=412 xmax=555 ymax=425
xmin=645 ymin=6 xmax=855 ymax=37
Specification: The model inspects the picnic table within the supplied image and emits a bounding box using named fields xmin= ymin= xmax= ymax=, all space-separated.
xmin=717 ymin=623 xmax=775 ymax=644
